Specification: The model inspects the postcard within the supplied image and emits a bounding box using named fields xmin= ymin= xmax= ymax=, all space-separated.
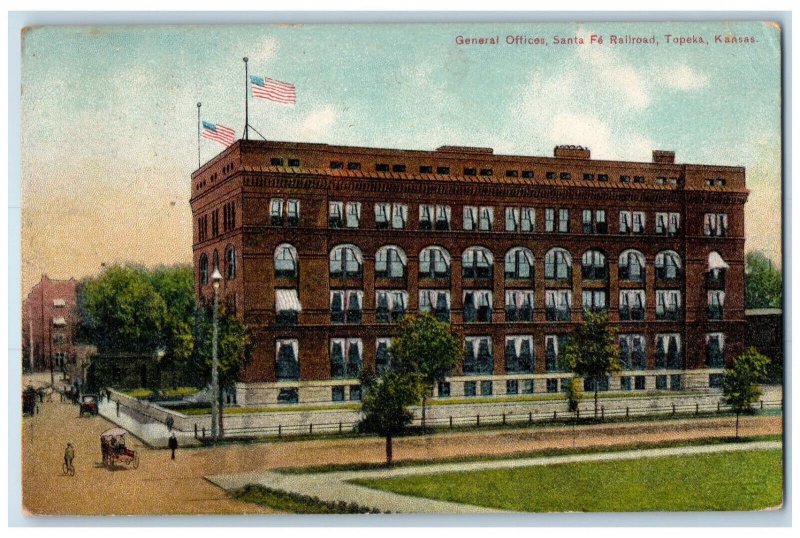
xmin=20 ymin=20 xmax=783 ymax=516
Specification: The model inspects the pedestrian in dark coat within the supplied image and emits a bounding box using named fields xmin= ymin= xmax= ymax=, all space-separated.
xmin=168 ymin=433 xmax=178 ymax=460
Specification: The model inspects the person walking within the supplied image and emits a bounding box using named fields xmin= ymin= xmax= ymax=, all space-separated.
xmin=64 ymin=442 xmax=75 ymax=475
xmin=168 ymin=433 xmax=178 ymax=460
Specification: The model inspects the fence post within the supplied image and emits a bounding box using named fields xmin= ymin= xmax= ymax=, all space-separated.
xmin=202 ymin=427 xmax=205 ymax=439
xmin=672 ymin=403 xmax=676 ymax=416
xmin=717 ymin=401 xmax=721 ymax=412
xmin=625 ymin=406 xmax=629 ymax=419
xmin=696 ymin=403 xmax=699 ymax=415
xmin=476 ymin=414 xmax=480 ymax=427
xmin=576 ymin=408 xmax=580 ymax=419
xmin=309 ymin=423 xmax=313 ymax=435
xmin=601 ymin=406 xmax=605 ymax=420
xmin=502 ymin=413 xmax=506 ymax=425
xmin=449 ymin=416 xmax=453 ymax=429
xmin=760 ymin=400 xmax=764 ymax=410
xmin=553 ymin=410 xmax=557 ymax=420
xmin=339 ymin=421 xmax=342 ymax=433
xmin=278 ymin=424 xmax=282 ymax=437
xmin=528 ymin=412 xmax=532 ymax=424
xmin=194 ymin=423 xmax=198 ymax=438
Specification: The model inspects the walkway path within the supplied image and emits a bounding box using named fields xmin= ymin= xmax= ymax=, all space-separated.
xmin=207 ymin=440 xmax=782 ymax=514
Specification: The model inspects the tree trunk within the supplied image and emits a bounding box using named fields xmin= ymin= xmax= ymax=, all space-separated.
xmin=421 ymin=393 xmax=427 ymax=431
xmin=218 ymin=389 xmax=224 ymax=439
xmin=385 ymin=433 xmax=393 ymax=466
xmin=594 ymin=384 xmax=599 ymax=418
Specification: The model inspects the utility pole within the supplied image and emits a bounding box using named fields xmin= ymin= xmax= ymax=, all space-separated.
xmin=210 ymin=268 xmax=222 ymax=440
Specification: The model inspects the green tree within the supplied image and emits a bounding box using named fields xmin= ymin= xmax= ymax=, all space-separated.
xmin=722 ymin=347 xmax=770 ymax=438
xmin=147 ymin=265 xmax=195 ymax=387
xmin=561 ymin=311 xmax=621 ymax=418
xmin=192 ymin=303 xmax=250 ymax=435
xmin=745 ymin=251 xmax=782 ymax=308
xmin=77 ymin=265 xmax=167 ymax=354
xmin=564 ymin=377 xmax=583 ymax=447
xmin=391 ymin=313 xmax=461 ymax=430
xmin=358 ymin=370 xmax=422 ymax=466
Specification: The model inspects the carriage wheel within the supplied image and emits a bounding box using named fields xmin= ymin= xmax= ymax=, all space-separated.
xmin=131 ymin=453 xmax=139 ymax=469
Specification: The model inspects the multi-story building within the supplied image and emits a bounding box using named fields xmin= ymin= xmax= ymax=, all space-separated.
xmin=190 ymin=140 xmax=747 ymax=406
xmin=22 ymin=275 xmax=79 ymax=375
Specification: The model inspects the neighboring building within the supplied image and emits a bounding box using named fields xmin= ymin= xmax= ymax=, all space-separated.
xmin=22 ymin=275 xmax=79 ymax=375
xmin=190 ymin=140 xmax=747 ymax=406
xmin=745 ymin=308 xmax=783 ymax=384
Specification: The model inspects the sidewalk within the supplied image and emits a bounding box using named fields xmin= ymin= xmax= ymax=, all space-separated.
xmin=97 ymin=399 xmax=201 ymax=448
xmin=207 ymin=440 xmax=781 ymax=514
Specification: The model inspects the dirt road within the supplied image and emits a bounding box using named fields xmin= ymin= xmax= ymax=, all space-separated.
xmin=22 ymin=396 xmax=782 ymax=516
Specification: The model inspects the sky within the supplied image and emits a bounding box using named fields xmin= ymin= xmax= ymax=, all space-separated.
xmin=20 ymin=21 xmax=782 ymax=293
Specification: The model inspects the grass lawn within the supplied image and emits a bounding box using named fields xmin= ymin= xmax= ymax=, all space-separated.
xmin=353 ymin=449 xmax=783 ymax=512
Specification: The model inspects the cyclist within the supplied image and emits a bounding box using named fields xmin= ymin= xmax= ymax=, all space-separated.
xmin=64 ymin=442 xmax=75 ymax=475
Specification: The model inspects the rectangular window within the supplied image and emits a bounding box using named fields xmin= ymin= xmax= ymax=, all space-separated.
xmin=463 ymin=336 xmax=493 ymax=375
xmin=392 ymin=164 xmax=406 ymax=173
xmin=598 ymin=174 xmax=609 ymax=182
xmin=620 ymin=376 xmax=632 ymax=391
xmin=655 ymin=334 xmax=682 ymax=369
xmin=708 ymin=291 xmax=725 ymax=320
xmin=271 ymin=198 xmax=284 ymax=226
xmin=286 ymin=199 xmax=299 ymax=226
xmin=438 ymin=381 xmax=451 ymax=398
xmin=330 ymin=161 xmax=344 ymax=169
xmin=345 ymin=202 xmax=361 ymax=228
xmin=506 ymin=380 xmax=519 ymax=395
xmin=376 ymin=339 xmax=391 ymax=374
xmin=546 ymin=290 xmax=572 ymax=321
xmin=546 ymin=379 xmax=558 ymax=393
xmin=545 ymin=335 xmax=570 ymax=372
xmin=332 ymin=386 xmax=345 ymax=402
xmin=349 ymin=385 xmax=362 ymax=401
xmin=619 ymin=290 xmax=646 ymax=321
xmin=478 ymin=207 xmax=493 ymax=231
xmin=419 ymin=290 xmax=451 ymax=322
xmin=464 ymin=167 xmax=477 ymax=176
xmin=704 ymin=213 xmax=729 ymax=237
xmin=480 ymin=168 xmax=493 ymax=177
xmin=634 ymin=176 xmax=645 ymax=184
xmin=505 ymin=207 xmax=519 ymax=232
xmin=521 ymin=208 xmax=535 ymax=232
xmin=270 ymin=157 xmax=284 ymax=166
xmin=275 ymin=339 xmax=299 ymax=380
xmin=328 ymin=201 xmax=343 ymax=228
xmin=505 ymin=170 xmax=519 ymax=178
xmin=277 ymin=388 xmax=298 ymax=404
xmin=420 ymin=165 xmax=433 ymax=173
xmin=560 ymin=172 xmax=571 ymax=180
xmin=545 ymin=208 xmax=555 ymax=232
xmin=463 ymin=290 xmax=493 ymax=322
xmin=330 ymin=338 xmax=362 ymax=378
xmin=522 ymin=170 xmax=534 ymax=179
xmin=656 ymin=290 xmax=681 ymax=320
xmin=376 ymin=163 xmax=390 ymax=172
xmin=655 ymin=212 xmax=681 ymax=236
xmin=347 ymin=162 xmax=361 ymax=170
xmin=635 ymin=376 xmax=646 ymax=390
xmin=558 ymin=209 xmax=569 ymax=232
xmin=504 ymin=290 xmax=534 ymax=322
xmin=582 ymin=290 xmax=607 ymax=317
xmin=374 ymin=202 xmax=390 ymax=229
xmin=435 ymin=205 xmax=451 ymax=230
xmin=391 ymin=204 xmax=408 ymax=229
xmin=463 ymin=206 xmax=477 ymax=231
xmin=706 ymin=333 xmax=725 ymax=368
xmin=418 ymin=204 xmax=433 ymax=230
xmin=583 ymin=173 xmax=594 ymax=181
xmin=709 ymin=374 xmax=723 ymax=389
xmin=670 ymin=375 xmax=682 ymax=391
xmin=464 ymin=381 xmax=477 ymax=397
xmin=480 ymin=380 xmax=493 ymax=396
xmin=505 ymin=335 xmax=534 ymax=373
xmin=546 ymin=171 xmax=556 ymax=179
xmin=437 ymin=166 xmax=450 ymax=174
xmin=656 ymin=375 xmax=668 ymax=390
xmin=620 ymin=175 xmax=631 ymax=183
xmin=582 ymin=209 xmax=607 ymax=234
xmin=331 ymin=291 xmax=363 ymax=324
xmin=522 ymin=379 xmax=534 ymax=394
xmin=375 ymin=290 xmax=408 ymax=323
xmin=288 ymin=159 xmax=300 ymax=167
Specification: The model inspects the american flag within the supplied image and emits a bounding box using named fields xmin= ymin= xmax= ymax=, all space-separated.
xmin=201 ymin=121 xmax=235 ymax=147
xmin=250 ymin=75 xmax=296 ymax=105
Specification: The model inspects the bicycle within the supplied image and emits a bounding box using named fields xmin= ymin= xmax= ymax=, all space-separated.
xmin=62 ymin=460 xmax=75 ymax=476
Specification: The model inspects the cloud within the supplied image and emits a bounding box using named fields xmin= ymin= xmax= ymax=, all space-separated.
xmin=294 ymin=105 xmax=337 ymax=139
xmin=249 ymin=37 xmax=278 ymax=65
xmin=661 ymin=64 xmax=711 ymax=91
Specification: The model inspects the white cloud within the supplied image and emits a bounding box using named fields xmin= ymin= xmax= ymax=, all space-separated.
xmin=249 ymin=37 xmax=278 ymax=66
xmin=294 ymin=105 xmax=337 ymax=139
xmin=660 ymin=64 xmax=711 ymax=91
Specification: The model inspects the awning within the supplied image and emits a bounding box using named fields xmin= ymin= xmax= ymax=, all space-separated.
xmin=52 ymin=317 xmax=66 ymax=326
xmin=275 ymin=289 xmax=302 ymax=312
xmin=708 ymin=251 xmax=730 ymax=271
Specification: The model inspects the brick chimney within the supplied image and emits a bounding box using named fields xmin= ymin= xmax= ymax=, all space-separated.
xmin=652 ymin=150 xmax=675 ymax=164
xmin=553 ymin=145 xmax=590 ymax=159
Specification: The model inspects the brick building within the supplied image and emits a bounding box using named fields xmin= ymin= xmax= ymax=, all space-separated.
xmin=22 ymin=275 xmax=79 ymax=376
xmin=190 ymin=140 xmax=747 ymax=406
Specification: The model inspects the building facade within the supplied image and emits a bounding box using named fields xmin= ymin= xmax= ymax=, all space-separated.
xmin=22 ymin=275 xmax=79 ymax=375
xmin=190 ymin=140 xmax=747 ymax=406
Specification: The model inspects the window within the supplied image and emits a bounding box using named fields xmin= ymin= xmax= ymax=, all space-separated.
xmin=598 ymin=174 xmax=609 ymax=182
xmin=709 ymin=374 xmax=724 ymax=388
xmin=278 ymin=388 xmax=298 ymax=404
xmin=620 ymin=376 xmax=632 ymax=391
xmin=546 ymin=290 xmax=572 ymax=321
xmin=437 ymin=166 xmax=450 ymax=174
xmin=330 ymin=161 xmax=344 ymax=169
xmin=392 ymin=164 xmax=406 ymax=173
xmin=274 ymin=244 xmax=298 ymax=278
xmin=656 ymin=176 xmax=666 ymax=185
xmin=546 ymin=379 xmax=558 ymax=393
xmin=223 ymin=201 xmax=236 ymax=232
xmin=463 ymin=336 xmax=493 ymax=375
xmin=377 ymin=203 xmax=407 ymax=229
xmin=582 ymin=290 xmax=607 ymax=317
xmin=347 ymin=162 xmax=361 ymax=170
xmin=655 ymin=251 xmax=681 ymax=280
xmin=213 ymin=250 xmax=219 ymax=272
xmin=421 ymin=204 xmax=451 ymax=230
xmin=463 ymin=206 xmax=477 ymax=231
xmin=374 ymin=203 xmax=390 ymax=229
xmin=329 ymin=244 xmax=363 ymax=279
xmin=620 ymin=175 xmax=631 ymax=183
xmin=464 ymin=167 xmax=477 ymax=176
xmin=345 ymin=202 xmax=361 ymax=228
xmin=704 ymin=213 xmax=729 ymax=237
xmin=328 ymin=201 xmax=344 ymax=228
xmin=419 ymin=204 xmax=433 ymax=230
xmin=505 ymin=335 xmax=534 ymax=373
xmin=583 ymin=173 xmax=594 ymax=181
xmin=545 ymin=208 xmax=555 ymax=232
xmin=419 ymin=290 xmax=450 ymax=322
xmin=330 ymin=338 xmax=362 ymax=378
xmin=618 ymin=250 xmax=645 ymax=282
xmin=522 ymin=170 xmax=534 ymax=179
xmin=505 ymin=290 xmax=534 ymax=322
xmin=275 ymin=339 xmax=299 ymax=380
xmin=375 ymin=290 xmax=408 ymax=323
xmin=391 ymin=203 xmax=408 ymax=229
xmin=287 ymin=199 xmax=299 ymax=226
xmin=581 ymin=250 xmax=607 ymax=280
xmin=350 ymin=385 xmax=362 ymax=401
xmin=270 ymin=157 xmax=284 ymax=166
xmin=619 ymin=211 xmax=645 ymax=234
xmin=505 ymin=207 xmax=535 ymax=232
xmin=545 ymin=335 xmax=570 ymax=372
xmin=505 ymin=247 xmax=534 ymax=280
xmin=656 ymin=375 xmax=668 ymax=390
xmin=619 ymin=334 xmax=647 ymax=370
xmin=480 ymin=380 xmax=493 ymax=396
xmin=478 ymin=207 xmax=494 ymax=231
xmin=462 ymin=247 xmax=493 ymax=279
xmin=376 ymin=338 xmax=392 ymax=374
xmin=558 ymin=209 xmax=570 ymax=232
xmin=270 ymin=198 xmax=285 ymax=226
xmin=435 ymin=205 xmax=451 ymax=230
xmin=635 ymin=376 xmax=646 ymax=390
xmin=522 ymin=379 xmax=534 ymax=394
xmin=670 ymin=375 xmax=682 ymax=391
xmin=211 ymin=209 xmax=220 ymax=237
xmin=480 ymin=168 xmax=493 ymax=177
xmin=706 ymin=333 xmax=725 ymax=368
xmin=420 ymin=165 xmax=433 ymax=173
xmin=506 ymin=170 xmax=519 ymax=178
xmin=464 ymin=381 xmax=477 ymax=397
xmin=584 ymin=376 xmax=609 ymax=392
xmin=288 ymin=158 xmax=300 ymax=167
xmin=708 ymin=291 xmax=725 ymax=320
xmin=506 ymin=380 xmax=519 ymax=395
xmin=375 ymin=245 xmax=407 ymax=279
xmin=634 ymin=176 xmax=645 ymax=184
xmin=545 ymin=208 xmax=569 ymax=232
xmin=619 ymin=290 xmax=646 ymax=321
xmin=655 ymin=290 xmax=681 ymax=320
xmin=438 ymin=381 xmax=451 ymax=397
xmin=199 ymin=254 xmax=209 ymax=285
xmin=707 ymin=251 xmax=729 ymax=288
xmin=376 ymin=163 xmax=389 ymax=172
xmin=546 ymin=171 xmax=556 ymax=179
xmin=655 ymin=334 xmax=682 ymax=369
xmin=275 ymin=289 xmax=301 ymax=325
xmin=225 ymin=245 xmax=236 ymax=280
xmin=655 ymin=212 xmax=681 ymax=236
xmin=330 ymin=290 xmax=363 ymax=324
xmin=197 ymin=215 xmax=208 ymax=242
xmin=419 ymin=246 xmax=451 ymax=279
xmin=463 ymin=290 xmax=493 ymax=323
xmin=332 ymin=386 xmax=345 ymax=401
xmin=544 ymin=248 xmax=572 ymax=281
xmin=582 ymin=209 xmax=607 ymax=234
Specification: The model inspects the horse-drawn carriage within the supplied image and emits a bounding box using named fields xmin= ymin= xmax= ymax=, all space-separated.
xmin=100 ymin=428 xmax=139 ymax=469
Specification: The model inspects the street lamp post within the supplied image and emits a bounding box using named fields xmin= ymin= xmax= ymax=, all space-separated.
xmin=210 ymin=268 xmax=222 ymax=441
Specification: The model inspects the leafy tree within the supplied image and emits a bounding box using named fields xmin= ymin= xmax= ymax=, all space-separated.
xmin=391 ymin=313 xmax=461 ymax=429
xmin=192 ymin=303 xmax=250 ymax=435
xmin=722 ymin=347 xmax=770 ymax=438
xmin=561 ymin=311 xmax=621 ymax=417
xmin=745 ymin=251 xmax=782 ymax=308
xmin=564 ymin=377 xmax=583 ymax=413
xmin=77 ymin=265 xmax=167 ymax=354
xmin=358 ymin=370 xmax=421 ymax=466
xmin=147 ymin=265 xmax=195 ymax=387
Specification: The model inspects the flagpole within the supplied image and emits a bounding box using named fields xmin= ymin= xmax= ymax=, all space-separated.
xmin=196 ymin=102 xmax=202 ymax=168
xmin=243 ymin=57 xmax=249 ymax=141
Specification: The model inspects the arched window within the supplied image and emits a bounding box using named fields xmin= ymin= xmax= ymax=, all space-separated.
xmin=274 ymin=243 xmax=298 ymax=278
xmin=225 ymin=245 xmax=237 ymax=280
xmin=504 ymin=247 xmax=534 ymax=280
xmin=707 ymin=251 xmax=729 ymax=287
xmin=544 ymin=248 xmax=572 ymax=281
xmin=199 ymin=254 xmax=209 ymax=285
xmin=462 ymin=246 xmax=494 ymax=279
xmin=655 ymin=250 xmax=681 ymax=280
xmin=581 ymin=250 xmax=607 ymax=280
xmin=375 ymin=245 xmax=407 ymax=279
xmin=212 ymin=249 xmax=220 ymax=271
xmin=419 ymin=246 xmax=451 ymax=279
xmin=619 ymin=249 xmax=645 ymax=282
xmin=329 ymin=244 xmax=363 ymax=279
